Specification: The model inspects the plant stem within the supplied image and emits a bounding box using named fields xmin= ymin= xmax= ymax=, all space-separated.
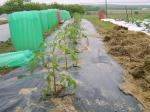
xmin=42 ymin=54 xmax=46 ymax=67
xmin=52 ymin=44 xmax=56 ymax=93
xmin=65 ymin=52 xmax=68 ymax=69
xmin=75 ymin=59 xmax=78 ymax=66
xmin=52 ymin=55 xmax=57 ymax=93
xmin=86 ymin=37 xmax=89 ymax=46
xmin=53 ymin=66 xmax=56 ymax=93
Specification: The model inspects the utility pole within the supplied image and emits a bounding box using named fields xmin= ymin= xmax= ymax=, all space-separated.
xmin=131 ymin=9 xmax=134 ymax=23
xmin=105 ymin=0 xmax=108 ymax=18
xmin=125 ymin=6 xmax=129 ymax=22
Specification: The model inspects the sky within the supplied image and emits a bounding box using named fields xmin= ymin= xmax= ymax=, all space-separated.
xmin=0 ymin=0 xmax=150 ymax=5
xmin=32 ymin=0 xmax=150 ymax=5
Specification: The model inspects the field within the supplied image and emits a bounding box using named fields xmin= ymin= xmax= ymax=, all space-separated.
xmin=82 ymin=15 xmax=115 ymax=30
xmin=0 ymin=1 xmax=150 ymax=111
xmin=108 ymin=9 xmax=150 ymax=21
xmin=86 ymin=9 xmax=150 ymax=21
xmin=0 ymin=19 xmax=8 ymax=25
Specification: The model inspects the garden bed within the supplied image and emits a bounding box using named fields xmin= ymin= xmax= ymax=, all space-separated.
xmin=0 ymin=19 xmax=79 ymax=112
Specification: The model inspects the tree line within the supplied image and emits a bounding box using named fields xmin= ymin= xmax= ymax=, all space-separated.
xmin=0 ymin=0 xmax=85 ymax=15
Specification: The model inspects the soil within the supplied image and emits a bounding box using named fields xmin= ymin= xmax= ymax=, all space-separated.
xmin=50 ymin=96 xmax=77 ymax=112
xmin=95 ymin=24 xmax=150 ymax=111
xmin=0 ymin=67 xmax=14 ymax=76
xmin=0 ymin=39 xmax=15 ymax=53
xmin=0 ymin=20 xmax=8 ymax=25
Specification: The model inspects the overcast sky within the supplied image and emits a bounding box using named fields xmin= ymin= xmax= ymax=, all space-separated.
xmin=0 ymin=0 xmax=150 ymax=5
xmin=33 ymin=0 xmax=150 ymax=5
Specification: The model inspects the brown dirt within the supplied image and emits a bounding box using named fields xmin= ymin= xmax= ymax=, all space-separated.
xmin=15 ymin=96 xmax=76 ymax=112
xmin=96 ymin=25 xmax=150 ymax=111
xmin=0 ymin=40 xmax=15 ymax=53
xmin=0 ymin=20 xmax=8 ymax=25
xmin=46 ymin=83 xmax=77 ymax=112
xmin=0 ymin=67 xmax=14 ymax=76
xmin=50 ymin=96 xmax=77 ymax=112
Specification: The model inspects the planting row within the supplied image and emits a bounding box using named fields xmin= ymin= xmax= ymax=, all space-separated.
xmin=31 ymin=14 xmax=83 ymax=99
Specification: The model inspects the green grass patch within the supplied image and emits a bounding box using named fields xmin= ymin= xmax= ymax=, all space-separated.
xmin=82 ymin=15 xmax=115 ymax=30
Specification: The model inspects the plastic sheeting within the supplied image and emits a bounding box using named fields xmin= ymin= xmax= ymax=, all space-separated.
xmin=0 ymin=66 xmax=52 ymax=112
xmin=0 ymin=20 xmax=72 ymax=112
xmin=6 ymin=9 xmax=71 ymax=68
xmin=8 ymin=9 xmax=71 ymax=51
xmin=71 ymin=19 xmax=141 ymax=112
xmin=60 ymin=10 xmax=71 ymax=22
xmin=39 ymin=10 xmax=49 ymax=32
xmin=0 ymin=24 xmax=10 ymax=42
xmin=102 ymin=19 xmax=150 ymax=36
xmin=0 ymin=50 xmax=33 ymax=68
xmin=9 ymin=11 xmax=44 ymax=51
xmin=47 ymin=9 xmax=58 ymax=29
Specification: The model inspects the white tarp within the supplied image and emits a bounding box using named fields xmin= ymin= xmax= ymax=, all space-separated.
xmin=0 ymin=24 xmax=10 ymax=42
xmin=102 ymin=19 xmax=150 ymax=36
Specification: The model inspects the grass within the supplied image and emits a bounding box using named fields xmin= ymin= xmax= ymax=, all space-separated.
xmin=83 ymin=15 xmax=115 ymax=30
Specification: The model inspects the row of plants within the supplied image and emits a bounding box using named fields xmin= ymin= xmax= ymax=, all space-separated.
xmin=31 ymin=14 xmax=84 ymax=100
xmin=0 ymin=0 xmax=85 ymax=15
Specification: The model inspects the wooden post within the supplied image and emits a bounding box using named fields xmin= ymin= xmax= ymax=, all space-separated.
xmin=131 ymin=9 xmax=134 ymax=23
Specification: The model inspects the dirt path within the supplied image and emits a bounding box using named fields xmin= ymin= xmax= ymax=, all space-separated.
xmin=71 ymin=19 xmax=142 ymax=112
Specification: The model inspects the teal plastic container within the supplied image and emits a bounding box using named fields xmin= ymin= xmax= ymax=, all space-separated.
xmin=39 ymin=10 xmax=49 ymax=32
xmin=9 ymin=11 xmax=44 ymax=51
xmin=47 ymin=9 xmax=58 ymax=29
xmin=0 ymin=50 xmax=33 ymax=68
xmin=60 ymin=10 xmax=71 ymax=21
